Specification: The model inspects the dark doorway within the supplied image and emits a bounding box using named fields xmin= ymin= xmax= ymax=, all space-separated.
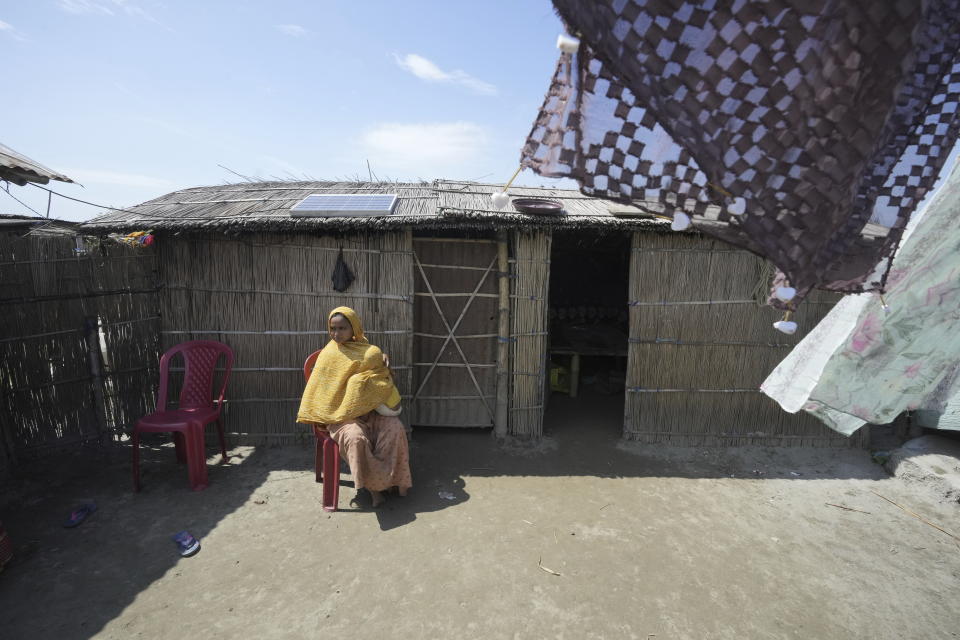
xmin=545 ymin=230 xmax=631 ymax=438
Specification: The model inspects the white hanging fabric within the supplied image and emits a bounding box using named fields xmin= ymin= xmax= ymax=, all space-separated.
xmin=762 ymin=162 xmax=960 ymax=434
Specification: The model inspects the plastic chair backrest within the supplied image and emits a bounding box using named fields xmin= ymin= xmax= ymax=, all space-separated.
xmin=303 ymin=349 xmax=322 ymax=382
xmin=157 ymin=341 xmax=234 ymax=412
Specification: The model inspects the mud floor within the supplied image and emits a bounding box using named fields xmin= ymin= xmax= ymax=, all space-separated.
xmin=1 ymin=392 xmax=958 ymax=639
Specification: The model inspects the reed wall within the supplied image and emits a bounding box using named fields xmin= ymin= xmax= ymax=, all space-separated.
xmin=624 ymin=231 xmax=864 ymax=447
xmin=1 ymin=221 xmax=871 ymax=463
xmin=509 ymin=230 xmax=552 ymax=438
xmin=157 ymin=230 xmax=414 ymax=444
xmin=0 ymin=231 xmax=160 ymax=471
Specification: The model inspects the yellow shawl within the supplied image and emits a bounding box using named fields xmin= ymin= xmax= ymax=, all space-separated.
xmin=296 ymin=307 xmax=399 ymax=425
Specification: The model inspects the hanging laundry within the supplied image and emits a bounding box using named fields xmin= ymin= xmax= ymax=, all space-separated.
xmin=522 ymin=0 xmax=960 ymax=307
xmin=761 ymin=161 xmax=960 ymax=434
xmin=331 ymin=247 xmax=355 ymax=292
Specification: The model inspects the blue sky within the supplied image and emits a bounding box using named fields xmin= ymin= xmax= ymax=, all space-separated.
xmin=0 ymin=0 xmax=573 ymax=221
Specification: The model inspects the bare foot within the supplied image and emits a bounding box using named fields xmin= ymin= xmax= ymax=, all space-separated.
xmin=370 ymin=490 xmax=386 ymax=508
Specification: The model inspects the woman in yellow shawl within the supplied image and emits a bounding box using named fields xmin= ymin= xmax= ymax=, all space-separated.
xmin=297 ymin=307 xmax=411 ymax=507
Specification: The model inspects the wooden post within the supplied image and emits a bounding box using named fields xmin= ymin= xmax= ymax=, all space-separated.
xmin=569 ymin=353 xmax=580 ymax=399
xmin=624 ymin=232 xmax=640 ymax=439
xmin=0 ymin=415 xmax=17 ymax=471
xmin=495 ymin=232 xmax=510 ymax=438
xmin=84 ymin=316 xmax=110 ymax=443
xmin=401 ymin=229 xmax=414 ymax=430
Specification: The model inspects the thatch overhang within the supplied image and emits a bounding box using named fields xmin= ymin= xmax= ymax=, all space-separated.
xmin=0 ymin=214 xmax=79 ymax=236
xmin=0 ymin=143 xmax=74 ymax=186
xmin=81 ymin=179 xmax=672 ymax=234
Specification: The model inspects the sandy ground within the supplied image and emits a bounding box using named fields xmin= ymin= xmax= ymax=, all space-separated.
xmin=1 ymin=391 xmax=959 ymax=640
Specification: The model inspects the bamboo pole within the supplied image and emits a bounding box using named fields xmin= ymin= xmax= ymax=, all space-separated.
xmin=624 ymin=231 xmax=641 ymax=438
xmin=84 ymin=316 xmax=109 ymax=444
xmin=412 ymin=238 xmax=497 ymax=244
xmin=418 ymin=263 xmax=494 ymax=272
xmin=495 ymin=231 xmax=510 ymax=437
xmin=164 ymin=286 xmax=412 ymax=303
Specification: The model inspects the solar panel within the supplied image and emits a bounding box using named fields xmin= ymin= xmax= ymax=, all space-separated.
xmin=290 ymin=193 xmax=398 ymax=217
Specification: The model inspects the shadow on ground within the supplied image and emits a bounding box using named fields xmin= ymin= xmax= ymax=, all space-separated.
xmin=0 ymin=387 xmax=900 ymax=639
xmin=0 ymin=442 xmax=273 ymax=638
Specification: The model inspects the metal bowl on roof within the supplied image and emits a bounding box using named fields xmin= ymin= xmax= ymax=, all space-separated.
xmin=511 ymin=198 xmax=564 ymax=215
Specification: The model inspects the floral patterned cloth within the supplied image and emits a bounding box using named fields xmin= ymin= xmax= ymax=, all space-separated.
xmin=762 ymin=162 xmax=960 ymax=434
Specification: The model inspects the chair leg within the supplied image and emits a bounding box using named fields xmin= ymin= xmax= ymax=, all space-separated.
xmin=132 ymin=429 xmax=142 ymax=492
xmin=185 ymin=426 xmax=209 ymax=491
xmin=322 ymin=437 xmax=340 ymax=512
xmin=315 ymin=432 xmax=323 ymax=484
xmin=216 ymin=417 xmax=229 ymax=464
xmin=173 ymin=432 xmax=187 ymax=464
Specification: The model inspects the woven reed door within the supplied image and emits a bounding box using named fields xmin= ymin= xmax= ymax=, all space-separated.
xmin=509 ymin=230 xmax=551 ymax=438
xmin=411 ymin=238 xmax=499 ymax=427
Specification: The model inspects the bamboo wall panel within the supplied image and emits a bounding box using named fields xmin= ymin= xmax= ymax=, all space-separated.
xmin=411 ymin=238 xmax=497 ymax=427
xmin=624 ymin=231 xmax=863 ymax=447
xmin=75 ymin=239 xmax=160 ymax=439
xmin=0 ymin=232 xmax=159 ymax=469
xmin=509 ymin=230 xmax=551 ymax=438
xmin=158 ymin=231 xmax=413 ymax=444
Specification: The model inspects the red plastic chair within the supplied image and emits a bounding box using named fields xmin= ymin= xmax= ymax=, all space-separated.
xmin=133 ymin=340 xmax=234 ymax=492
xmin=304 ymin=349 xmax=340 ymax=512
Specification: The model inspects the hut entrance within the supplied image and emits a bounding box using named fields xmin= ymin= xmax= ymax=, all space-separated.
xmin=546 ymin=231 xmax=630 ymax=436
xmin=410 ymin=237 xmax=498 ymax=428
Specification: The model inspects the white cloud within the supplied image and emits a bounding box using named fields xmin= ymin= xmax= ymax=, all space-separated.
xmin=58 ymin=0 xmax=161 ymax=24
xmin=0 ymin=18 xmax=27 ymax=41
xmin=58 ymin=0 xmax=115 ymax=15
xmin=393 ymin=53 xmax=498 ymax=96
xmin=361 ymin=122 xmax=489 ymax=172
xmin=123 ymin=5 xmax=158 ymax=23
xmin=63 ymin=168 xmax=175 ymax=189
xmin=275 ymin=24 xmax=307 ymax=37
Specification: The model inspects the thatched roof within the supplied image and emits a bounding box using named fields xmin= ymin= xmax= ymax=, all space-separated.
xmin=82 ymin=179 xmax=670 ymax=233
xmin=0 ymin=143 xmax=74 ymax=186
xmin=0 ymin=214 xmax=78 ymax=236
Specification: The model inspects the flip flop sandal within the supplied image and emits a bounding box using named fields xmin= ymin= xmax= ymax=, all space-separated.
xmin=172 ymin=531 xmax=200 ymax=557
xmin=63 ymin=503 xmax=97 ymax=528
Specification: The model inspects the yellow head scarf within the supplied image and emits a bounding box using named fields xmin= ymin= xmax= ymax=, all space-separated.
xmin=296 ymin=307 xmax=398 ymax=425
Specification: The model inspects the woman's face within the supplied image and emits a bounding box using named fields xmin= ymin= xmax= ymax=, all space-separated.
xmin=328 ymin=313 xmax=354 ymax=344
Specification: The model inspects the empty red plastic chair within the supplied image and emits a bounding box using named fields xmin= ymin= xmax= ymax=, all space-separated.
xmin=133 ymin=340 xmax=233 ymax=492
xmin=304 ymin=349 xmax=340 ymax=512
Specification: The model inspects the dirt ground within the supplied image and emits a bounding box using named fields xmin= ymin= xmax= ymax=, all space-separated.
xmin=2 ymin=391 xmax=959 ymax=640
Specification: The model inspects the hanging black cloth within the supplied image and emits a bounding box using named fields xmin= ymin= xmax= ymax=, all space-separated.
xmin=331 ymin=247 xmax=354 ymax=292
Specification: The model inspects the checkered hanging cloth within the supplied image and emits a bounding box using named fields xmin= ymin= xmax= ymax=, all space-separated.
xmin=521 ymin=0 xmax=960 ymax=307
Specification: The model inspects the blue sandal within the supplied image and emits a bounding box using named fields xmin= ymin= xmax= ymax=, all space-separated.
xmin=172 ymin=531 xmax=200 ymax=557
xmin=63 ymin=502 xmax=97 ymax=528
